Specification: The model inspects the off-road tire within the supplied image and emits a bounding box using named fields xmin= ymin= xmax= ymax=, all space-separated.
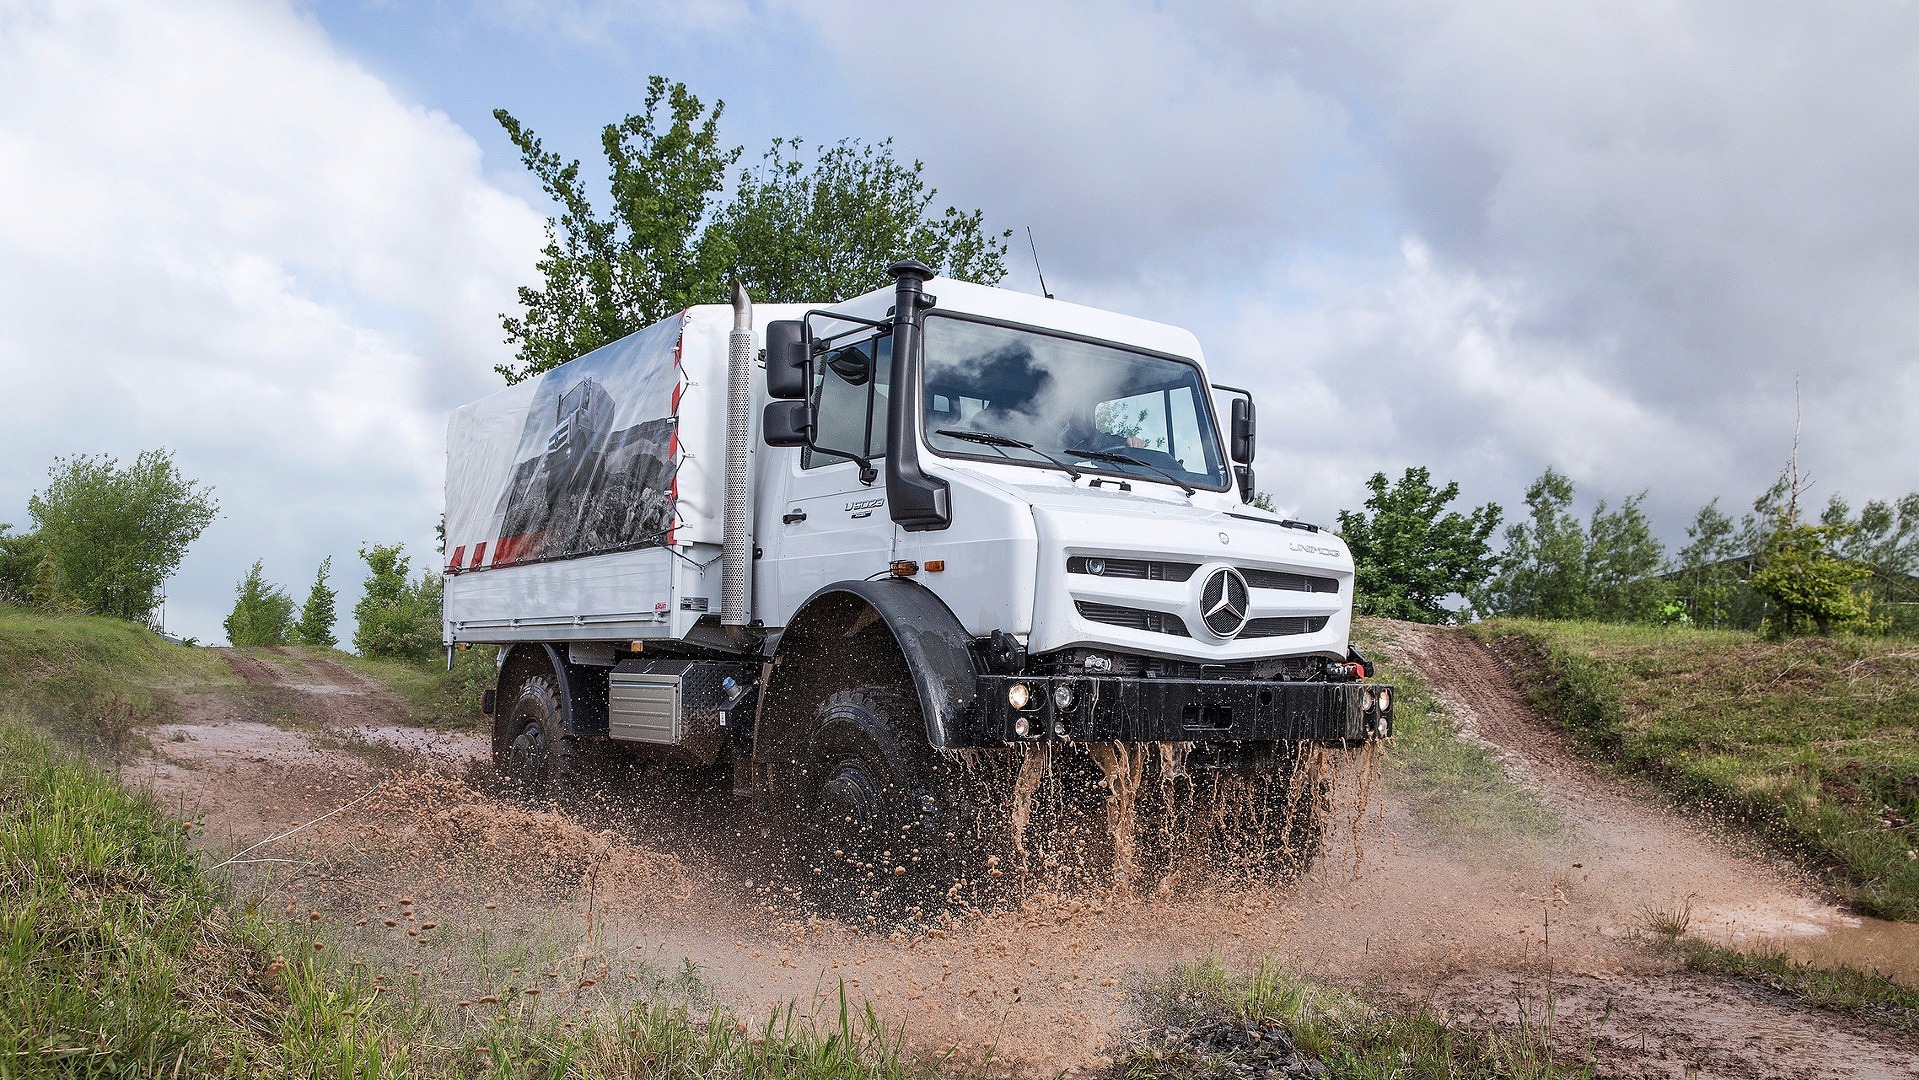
xmin=493 ymin=671 xmax=581 ymax=795
xmin=791 ymin=687 xmax=964 ymax=914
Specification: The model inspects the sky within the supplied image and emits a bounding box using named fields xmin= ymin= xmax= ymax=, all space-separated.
xmin=2 ymin=0 xmax=1916 ymax=644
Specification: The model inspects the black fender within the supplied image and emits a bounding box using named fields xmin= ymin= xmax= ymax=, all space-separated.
xmin=764 ymin=579 xmax=980 ymax=754
xmin=498 ymin=643 xmax=608 ymax=737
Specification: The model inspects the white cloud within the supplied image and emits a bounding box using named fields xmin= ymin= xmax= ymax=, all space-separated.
xmin=0 ymin=0 xmax=545 ymax=643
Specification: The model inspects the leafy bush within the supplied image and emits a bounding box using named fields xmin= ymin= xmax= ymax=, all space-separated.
xmin=24 ymin=449 xmax=218 ymax=622
xmin=351 ymin=543 xmax=440 ymax=663
xmin=223 ymin=561 xmax=294 ymax=647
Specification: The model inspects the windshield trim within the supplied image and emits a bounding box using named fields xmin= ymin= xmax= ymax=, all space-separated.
xmin=916 ymin=310 xmax=1233 ymax=493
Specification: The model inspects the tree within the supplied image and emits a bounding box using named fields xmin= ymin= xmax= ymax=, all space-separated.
xmin=712 ymin=137 xmax=1009 ymax=306
xmin=293 ymin=556 xmax=338 ymax=648
xmin=495 ymin=77 xmax=1010 ymax=384
xmin=1335 ymin=467 xmax=1502 ymax=623
xmin=0 ymin=525 xmax=43 ymax=606
xmin=1478 ymin=468 xmax=1593 ymax=620
xmin=26 ymin=449 xmax=218 ymax=622
xmin=352 ymin=544 xmax=441 ymax=663
xmin=1585 ymin=492 xmax=1668 ymax=623
xmin=1750 ymin=516 xmax=1873 ymax=636
xmin=1672 ymin=499 xmax=1743 ymax=628
xmin=224 ymin=561 xmax=294 ymax=647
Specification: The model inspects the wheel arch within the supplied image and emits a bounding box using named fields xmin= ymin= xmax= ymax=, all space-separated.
xmin=758 ymin=579 xmax=980 ymax=762
xmin=497 ymin=643 xmax=608 ymax=737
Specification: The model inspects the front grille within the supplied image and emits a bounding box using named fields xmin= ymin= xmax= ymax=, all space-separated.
xmin=1240 ymin=615 xmax=1329 ymax=638
xmin=1076 ymin=601 xmax=1190 ymax=636
xmin=1242 ymin=569 xmax=1339 ymax=593
xmin=1067 ymin=556 xmax=1198 ymax=582
xmin=1035 ymin=650 xmax=1330 ymax=681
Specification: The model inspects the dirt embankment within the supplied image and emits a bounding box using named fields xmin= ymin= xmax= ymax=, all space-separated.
xmin=130 ymin=641 xmax=1919 ymax=1079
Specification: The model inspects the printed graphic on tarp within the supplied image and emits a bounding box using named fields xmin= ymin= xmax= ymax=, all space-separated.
xmin=463 ymin=318 xmax=683 ymax=569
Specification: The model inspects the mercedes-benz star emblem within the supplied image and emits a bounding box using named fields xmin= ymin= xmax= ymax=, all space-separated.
xmin=1200 ymin=567 xmax=1250 ymax=638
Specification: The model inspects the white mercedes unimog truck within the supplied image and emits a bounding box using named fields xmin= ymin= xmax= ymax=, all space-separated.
xmin=444 ymin=260 xmax=1391 ymax=895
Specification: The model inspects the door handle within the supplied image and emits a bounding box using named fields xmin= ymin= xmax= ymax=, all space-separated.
xmin=782 ymin=510 xmax=807 ymax=524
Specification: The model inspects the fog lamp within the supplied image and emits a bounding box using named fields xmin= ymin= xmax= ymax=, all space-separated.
xmin=1053 ymin=683 xmax=1077 ymax=710
xmin=1377 ymin=687 xmax=1392 ymax=713
xmin=1013 ymin=715 xmax=1032 ymax=738
xmin=1008 ymin=682 xmax=1034 ymax=710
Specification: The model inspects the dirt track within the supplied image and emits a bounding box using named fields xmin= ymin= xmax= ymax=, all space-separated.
xmin=129 ymin=638 xmax=1919 ymax=1078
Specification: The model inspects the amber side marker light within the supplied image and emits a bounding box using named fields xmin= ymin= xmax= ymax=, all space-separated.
xmin=890 ymin=561 xmax=919 ymax=577
xmin=924 ymin=560 xmax=945 ymax=572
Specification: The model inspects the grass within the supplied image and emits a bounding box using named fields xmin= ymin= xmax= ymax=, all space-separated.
xmin=1669 ymin=940 xmax=1919 ymax=1036
xmin=1352 ymin=624 xmax=1567 ymax=855
xmin=1117 ymin=958 xmax=1592 ymax=1079
xmin=334 ymin=646 xmax=496 ymax=730
xmin=1473 ymin=619 xmax=1919 ymax=921
xmin=0 ymin=701 xmax=410 ymax=1075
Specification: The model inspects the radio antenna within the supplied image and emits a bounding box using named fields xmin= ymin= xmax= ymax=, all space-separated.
xmin=1026 ymin=226 xmax=1054 ymax=299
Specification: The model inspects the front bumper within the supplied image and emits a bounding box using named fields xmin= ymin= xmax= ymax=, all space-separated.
xmin=971 ymin=675 xmax=1393 ymax=747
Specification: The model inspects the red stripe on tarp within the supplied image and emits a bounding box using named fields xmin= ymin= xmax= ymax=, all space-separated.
xmin=667 ymin=319 xmax=685 ymax=547
xmin=471 ymin=541 xmax=487 ymax=568
xmin=448 ymin=545 xmax=465 ymax=571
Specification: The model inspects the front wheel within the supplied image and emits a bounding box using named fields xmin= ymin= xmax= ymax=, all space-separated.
xmin=791 ymin=688 xmax=960 ymax=913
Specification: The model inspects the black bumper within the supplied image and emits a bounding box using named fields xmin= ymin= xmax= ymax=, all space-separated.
xmin=970 ymin=675 xmax=1393 ymax=747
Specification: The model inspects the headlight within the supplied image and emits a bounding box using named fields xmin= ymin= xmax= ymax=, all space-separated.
xmin=1013 ymin=715 xmax=1032 ymax=738
xmin=1008 ymin=682 xmax=1034 ymax=710
xmin=1053 ymin=683 xmax=1076 ymax=710
xmin=1377 ymin=687 xmax=1392 ymax=712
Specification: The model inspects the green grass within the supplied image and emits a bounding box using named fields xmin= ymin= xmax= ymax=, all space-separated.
xmin=1118 ymin=958 xmax=1591 ymax=1079
xmin=0 ymin=702 xmax=411 ymax=1075
xmin=1353 ymin=625 xmax=1567 ymax=854
xmin=1669 ymin=939 xmax=1919 ymax=1036
xmin=1474 ymin=619 xmax=1919 ymax=921
xmin=333 ymin=646 xmax=496 ymax=731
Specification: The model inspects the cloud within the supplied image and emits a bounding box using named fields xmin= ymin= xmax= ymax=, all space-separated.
xmin=0 ymin=0 xmax=545 ymax=643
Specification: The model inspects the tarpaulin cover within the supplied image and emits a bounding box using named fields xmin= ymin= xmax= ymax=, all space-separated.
xmin=445 ymin=315 xmax=684 ymax=572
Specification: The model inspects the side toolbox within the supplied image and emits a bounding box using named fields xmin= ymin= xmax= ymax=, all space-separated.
xmin=608 ymin=659 xmax=756 ymax=765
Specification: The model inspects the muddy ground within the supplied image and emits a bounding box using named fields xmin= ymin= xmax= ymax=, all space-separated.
xmin=123 ymin=635 xmax=1919 ymax=1078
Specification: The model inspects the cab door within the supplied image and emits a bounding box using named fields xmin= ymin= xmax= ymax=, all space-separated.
xmin=765 ymin=332 xmax=896 ymax=626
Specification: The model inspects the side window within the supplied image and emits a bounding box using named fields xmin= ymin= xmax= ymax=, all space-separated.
xmin=804 ymin=333 xmax=890 ymax=469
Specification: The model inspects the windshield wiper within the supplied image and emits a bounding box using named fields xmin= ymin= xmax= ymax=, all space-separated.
xmin=1066 ymin=447 xmax=1196 ymax=495
xmin=935 ymin=429 xmax=1083 ymax=480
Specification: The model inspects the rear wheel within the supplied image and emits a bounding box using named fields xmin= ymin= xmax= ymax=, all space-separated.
xmin=493 ymin=669 xmax=580 ymax=794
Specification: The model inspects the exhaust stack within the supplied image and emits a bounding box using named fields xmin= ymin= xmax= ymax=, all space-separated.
xmin=721 ymin=281 xmax=754 ymax=627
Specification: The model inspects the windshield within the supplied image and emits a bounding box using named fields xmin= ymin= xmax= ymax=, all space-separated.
xmin=921 ymin=316 xmax=1228 ymax=490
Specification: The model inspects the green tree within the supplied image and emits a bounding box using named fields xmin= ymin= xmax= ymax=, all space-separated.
xmin=1336 ymin=467 xmax=1502 ymax=623
xmin=1750 ymin=515 xmax=1874 ymax=636
xmin=713 ymin=137 xmax=1009 ymax=307
xmin=1478 ymin=467 xmax=1593 ymax=620
xmin=293 ymin=556 xmax=338 ymax=648
xmin=495 ymin=77 xmax=1009 ymax=384
xmin=0 ymin=525 xmax=43 ymax=606
xmin=26 ymin=449 xmax=218 ymax=622
xmin=224 ymin=561 xmax=294 ymax=647
xmin=352 ymin=544 xmax=441 ymax=662
xmin=1585 ymin=492 xmax=1668 ymax=622
xmin=1672 ymin=499 xmax=1744 ymax=628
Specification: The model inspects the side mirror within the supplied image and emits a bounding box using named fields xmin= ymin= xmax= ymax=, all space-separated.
xmin=766 ymin=320 xmax=809 ymax=400
xmin=1230 ymin=397 xmax=1256 ymax=464
xmin=1235 ymin=464 xmax=1256 ymax=504
xmin=763 ymin=400 xmax=810 ymax=447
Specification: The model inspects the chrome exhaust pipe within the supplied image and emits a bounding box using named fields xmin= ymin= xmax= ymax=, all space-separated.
xmin=721 ymin=280 xmax=753 ymax=627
